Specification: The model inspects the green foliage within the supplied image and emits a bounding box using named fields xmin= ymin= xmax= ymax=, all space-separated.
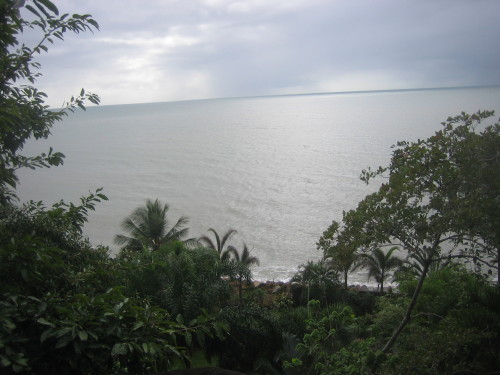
xmin=360 ymin=110 xmax=499 ymax=278
xmin=318 ymin=110 xmax=499 ymax=354
xmin=0 ymin=0 xmax=100 ymax=204
xmin=115 ymin=199 xmax=195 ymax=252
xmin=358 ymin=247 xmax=403 ymax=293
xmin=375 ymin=267 xmax=500 ymax=374
xmin=340 ymin=290 xmax=377 ymax=316
xmin=0 ymin=194 xmax=110 ymax=296
xmin=0 ymin=2 xmax=233 ymax=373
xmin=317 ymin=220 xmax=362 ymax=290
xmin=0 ymin=201 xmax=227 ymax=374
xmin=207 ymin=304 xmax=284 ymax=374
xmin=284 ymin=302 xmax=375 ymax=375
xmin=225 ymin=243 xmax=260 ymax=303
xmin=276 ymin=306 xmax=309 ymax=339
xmin=292 ymin=260 xmax=342 ymax=307
xmin=117 ymin=242 xmax=232 ymax=321
xmin=369 ymin=296 xmax=408 ymax=344
xmin=198 ymin=228 xmax=238 ymax=261
xmin=0 ymin=285 xmax=226 ymax=375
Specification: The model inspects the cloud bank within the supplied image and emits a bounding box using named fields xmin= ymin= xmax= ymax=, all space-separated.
xmin=20 ymin=0 xmax=500 ymax=106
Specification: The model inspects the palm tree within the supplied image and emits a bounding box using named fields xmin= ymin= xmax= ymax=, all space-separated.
xmin=114 ymin=199 xmax=194 ymax=252
xmin=325 ymin=244 xmax=360 ymax=290
xmin=292 ymin=260 xmax=338 ymax=306
xmin=401 ymin=250 xmax=451 ymax=277
xmin=226 ymin=243 xmax=260 ymax=303
xmin=359 ymin=246 xmax=403 ymax=293
xmin=198 ymin=228 xmax=237 ymax=261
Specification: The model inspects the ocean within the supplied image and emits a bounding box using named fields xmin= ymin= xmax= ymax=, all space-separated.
xmin=17 ymin=86 xmax=500 ymax=284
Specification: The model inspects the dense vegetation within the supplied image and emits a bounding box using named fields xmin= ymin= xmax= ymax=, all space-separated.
xmin=1 ymin=1 xmax=499 ymax=374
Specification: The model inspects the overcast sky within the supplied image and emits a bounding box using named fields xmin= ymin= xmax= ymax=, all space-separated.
xmin=21 ymin=0 xmax=500 ymax=107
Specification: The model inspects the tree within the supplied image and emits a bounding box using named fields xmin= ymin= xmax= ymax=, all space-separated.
xmin=317 ymin=220 xmax=362 ymax=290
xmin=0 ymin=0 xmax=100 ymax=205
xmin=292 ymin=260 xmax=338 ymax=306
xmin=226 ymin=243 xmax=260 ymax=303
xmin=0 ymin=4 xmax=225 ymax=372
xmin=358 ymin=246 xmax=402 ymax=293
xmin=399 ymin=248 xmax=450 ymax=278
xmin=198 ymin=228 xmax=237 ymax=261
xmin=353 ymin=110 xmax=499 ymax=353
xmin=114 ymin=199 xmax=194 ymax=252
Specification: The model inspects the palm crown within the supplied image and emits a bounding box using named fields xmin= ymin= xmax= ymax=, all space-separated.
xmin=114 ymin=199 xmax=192 ymax=252
xmin=359 ymin=246 xmax=402 ymax=293
xmin=198 ymin=228 xmax=238 ymax=260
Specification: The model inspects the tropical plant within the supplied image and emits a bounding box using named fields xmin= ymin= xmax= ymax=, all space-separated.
xmin=0 ymin=198 xmax=228 ymax=374
xmin=0 ymin=0 xmax=100 ymax=205
xmin=114 ymin=199 xmax=195 ymax=252
xmin=226 ymin=243 xmax=260 ymax=303
xmin=207 ymin=304 xmax=284 ymax=374
xmin=160 ymin=243 xmax=232 ymax=320
xmin=342 ymin=110 xmax=499 ymax=353
xmin=398 ymin=249 xmax=451 ymax=278
xmin=198 ymin=228 xmax=237 ymax=260
xmin=292 ymin=260 xmax=338 ymax=306
xmin=284 ymin=302 xmax=371 ymax=375
xmin=318 ymin=222 xmax=362 ymax=290
xmin=358 ymin=247 xmax=402 ymax=293
xmin=376 ymin=267 xmax=500 ymax=374
xmin=117 ymin=241 xmax=233 ymax=320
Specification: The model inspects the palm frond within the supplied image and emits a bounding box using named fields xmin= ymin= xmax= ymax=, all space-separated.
xmin=114 ymin=233 xmax=134 ymax=246
xmin=241 ymin=244 xmax=260 ymax=267
xmin=114 ymin=199 xmax=190 ymax=251
xmin=225 ymin=245 xmax=239 ymax=261
xmin=198 ymin=234 xmax=216 ymax=250
xmin=164 ymin=216 xmax=190 ymax=241
xmin=207 ymin=228 xmax=222 ymax=252
xmin=220 ymin=228 xmax=237 ymax=250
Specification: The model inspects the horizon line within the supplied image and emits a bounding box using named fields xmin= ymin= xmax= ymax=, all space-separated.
xmin=56 ymin=84 xmax=500 ymax=109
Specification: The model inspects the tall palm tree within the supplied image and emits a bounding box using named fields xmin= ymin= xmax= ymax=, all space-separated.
xmin=198 ymin=228 xmax=237 ymax=261
xmin=226 ymin=243 xmax=260 ymax=303
xmin=359 ymin=246 xmax=402 ymax=293
xmin=114 ymin=199 xmax=193 ymax=252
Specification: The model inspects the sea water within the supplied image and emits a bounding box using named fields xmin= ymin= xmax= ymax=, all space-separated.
xmin=16 ymin=86 xmax=500 ymax=284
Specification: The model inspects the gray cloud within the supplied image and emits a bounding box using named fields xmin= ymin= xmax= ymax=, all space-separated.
xmin=20 ymin=0 xmax=500 ymax=106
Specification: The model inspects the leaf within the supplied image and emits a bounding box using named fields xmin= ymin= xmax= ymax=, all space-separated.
xmin=132 ymin=321 xmax=144 ymax=331
xmin=78 ymin=330 xmax=88 ymax=341
xmin=185 ymin=331 xmax=192 ymax=347
xmin=25 ymin=5 xmax=41 ymax=18
xmin=36 ymin=317 xmax=52 ymax=326
xmin=38 ymin=301 xmax=47 ymax=314
xmin=56 ymin=326 xmax=72 ymax=338
xmin=40 ymin=329 xmax=52 ymax=343
xmin=196 ymin=330 xmax=205 ymax=347
xmin=35 ymin=0 xmax=59 ymax=15
xmin=0 ymin=356 xmax=11 ymax=367
xmin=88 ymin=19 xmax=99 ymax=30
xmin=55 ymin=335 xmax=73 ymax=349
xmin=112 ymin=343 xmax=127 ymax=355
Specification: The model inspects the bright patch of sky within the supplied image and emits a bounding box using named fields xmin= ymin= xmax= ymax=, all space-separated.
xmin=19 ymin=0 xmax=500 ymax=106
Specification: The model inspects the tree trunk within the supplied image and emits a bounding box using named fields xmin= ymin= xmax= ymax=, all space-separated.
xmin=238 ymin=276 xmax=243 ymax=304
xmin=382 ymin=256 xmax=431 ymax=353
xmin=380 ymin=270 xmax=385 ymax=294
xmin=344 ymin=270 xmax=348 ymax=290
